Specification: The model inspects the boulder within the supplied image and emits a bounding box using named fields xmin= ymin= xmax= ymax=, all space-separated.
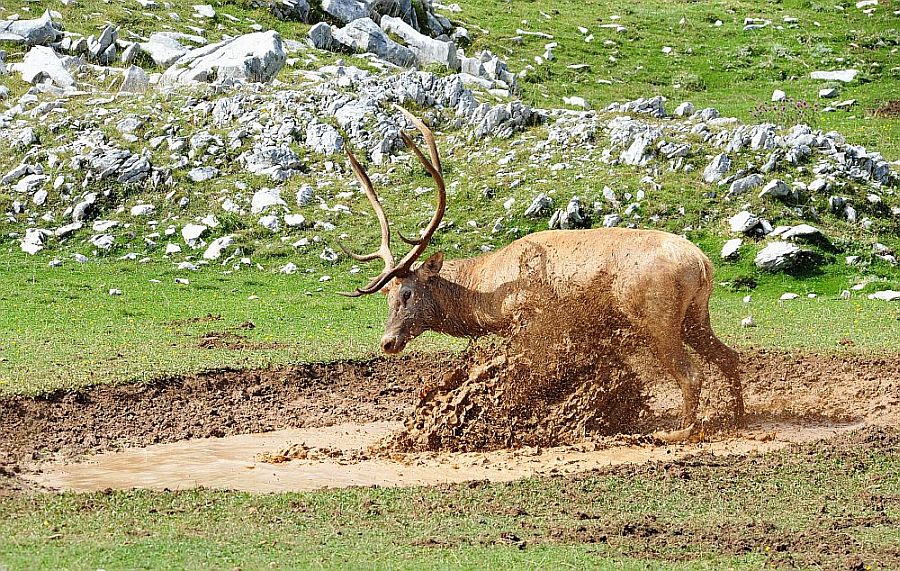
xmin=868 ymin=290 xmax=900 ymax=302
xmin=524 ymin=192 xmax=553 ymax=218
xmin=269 ymin=0 xmax=311 ymax=21
xmin=728 ymin=211 xmax=760 ymax=234
xmin=758 ymin=179 xmax=792 ymax=200
xmin=703 ymin=153 xmax=730 ymax=183
xmin=721 ymin=238 xmax=742 ymax=260
xmin=321 ymin=0 xmax=371 ymax=24
xmin=305 ymin=122 xmax=344 ymax=155
xmin=140 ymin=32 xmax=206 ymax=68
xmin=755 ymin=242 xmax=803 ymax=271
xmin=380 ymin=15 xmax=460 ymax=70
xmin=13 ymin=46 xmax=75 ymax=88
xmin=204 ymin=236 xmax=234 ymax=260
xmin=308 ymin=22 xmax=334 ymax=50
xmin=160 ymin=31 xmax=286 ymax=85
xmin=725 ymin=174 xmax=764 ymax=198
xmin=810 ymin=69 xmax=858 ymax=82
xmin=119 ymin=65 xmax=150 ymax=94
xmin=0 ymin=11 xmax=62 ymax=46
xmin=332 ymin=18 xmax=417 ymax=68
xmin=251 ymin=188 xmax=287 ymax=214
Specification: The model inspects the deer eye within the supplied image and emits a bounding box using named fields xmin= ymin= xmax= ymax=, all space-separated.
xmin=401 ymin=290 xmax=412 ymax=303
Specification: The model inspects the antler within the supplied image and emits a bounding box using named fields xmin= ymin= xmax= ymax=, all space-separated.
xmin=338 ymin=105 xmax=446 ymax=297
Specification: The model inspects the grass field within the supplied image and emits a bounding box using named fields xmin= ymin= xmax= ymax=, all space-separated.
xmin=2 ymin=431 xmax=898 ymax=569
xmin=1 ymin=0 xmax=899 ymax=568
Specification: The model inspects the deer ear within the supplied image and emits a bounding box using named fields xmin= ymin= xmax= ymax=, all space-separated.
xmin=419 ymin=252 xmax=443 ymax=279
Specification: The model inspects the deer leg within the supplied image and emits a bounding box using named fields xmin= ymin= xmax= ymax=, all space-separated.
xmin=683 ymin=307 xmax=745 ymax=426
xmin=653 ymin=335 xmax=703 ymax=435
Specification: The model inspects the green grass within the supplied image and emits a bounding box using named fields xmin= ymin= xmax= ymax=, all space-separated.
xmin=1 ymin=0 xmax=899 ymax=568
xmin=2 ymin=246 xmax=897 ymax=395
xmin=1 ymin=432 xmax=897 ymax=569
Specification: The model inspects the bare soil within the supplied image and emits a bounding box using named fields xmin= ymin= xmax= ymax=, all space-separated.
xmin=1 ymin=348 xmax=900 ymax=496
xmin=871 ymin=100 xmax=900 ymax=118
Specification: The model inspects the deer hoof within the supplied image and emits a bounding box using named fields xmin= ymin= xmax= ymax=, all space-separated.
xmin=652 ymin=424 xmax=696 ymax=443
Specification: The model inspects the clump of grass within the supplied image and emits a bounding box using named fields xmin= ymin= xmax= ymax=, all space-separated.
xmin=751 ymin=97 xmax=820 ymax=128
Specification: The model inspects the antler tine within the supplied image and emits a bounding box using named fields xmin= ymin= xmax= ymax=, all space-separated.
xmin=340 ymin=145 xmax=401 ymax=296
xmin=390 ymin=106 xmax=447 ymax=274
xmin=393 ymin=104 xmax=442 ymax=173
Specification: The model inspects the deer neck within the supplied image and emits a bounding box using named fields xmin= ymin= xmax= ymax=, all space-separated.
xmin=429 ymin=264 xmax=508 ymax=338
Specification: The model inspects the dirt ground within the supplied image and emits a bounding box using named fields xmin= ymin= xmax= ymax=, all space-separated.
xmin=2 ymin=348 xmax=900 ymax=495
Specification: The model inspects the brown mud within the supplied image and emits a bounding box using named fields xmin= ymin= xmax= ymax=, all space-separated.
xmin=1 ymin=348 xmax=900 ymax=496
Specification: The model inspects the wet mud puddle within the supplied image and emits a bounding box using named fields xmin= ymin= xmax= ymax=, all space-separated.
xmin=26 ymin=421 xmax=862 ymax=493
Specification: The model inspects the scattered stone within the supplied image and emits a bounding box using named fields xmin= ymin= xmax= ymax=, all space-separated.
xmin=868 ymin=290 xmax=900 ymax=302
xmin=130 ymin=204 xmax=155 ymax=216
xmin=13 ymin=45 xmax=75 ymax=87
xmin=721 ymin=238 xmax=742 ymax=260
xmin=524 ymin=192 xmax=553 ymax=218
xmin=728 ymin=211 xmax=760 ymax=234
xmin=756 ymin=242 xmax=804 ymax=271
xmin=204 ymin=235 xmax=234 ymax=259
xmin=703 ymin=153 xmax=731 ymax=183
xmin=771 ymin=89 xmax=786 ymax=102
xmin=741 ymin=316 xmax=756 ymax=328
xmin=160 ymin=31 xmax=286 ymax=85
xmin=188 ymin=167 xmax=220 ymax=182
xmin=182 ymin=223 xmax=207 ymax=247
xmin=251 ymin=188 xmax=287 ymax=214
xmin=120 ymin=65 xmax=150 ymax=94
xmin=810 ymin=69 xmax=858 ymax=82
xmin=381 ymin=16 xmax=459 ymax=70
xmin=333 ymin=18 xmax=417 ymax=68
xmin=0 ymin=11 xmax=62 ymax=46
xmin=779 ymin=292 xmax=800 ymax=301
xmin=726 ymin=174 xmax=764 ymax=199
xmin=818 ymin=87 xmax=839 ymax=98
xmin=758 ymin=179 xmax=792 ymax=200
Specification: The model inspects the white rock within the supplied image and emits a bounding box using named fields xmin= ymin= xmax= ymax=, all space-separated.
xmin=332 ymin=18 xmax=417 ymax=68
xmin=728 ymin=211 xmax=759 ymax=233
xmin=284 ymin=214 xmax=307 ymax=227
xmin=771 ymin=89 xmax=786 ymax=102
xmin=721 ymin=238 xmax=743 ymax=260
xmin=192 ymin=4 xmax=216 ymax=17
xmin=130 ymin=204 xmax=156 ymax=216
xmin=181 ymin=223 xmax=207 ymax=247
xmin=563 ymin=96 xmax=588 ymax=109
xmin=160 ymin=31 xmax=286 ymax=85
xmin=810 ymin=69 xmax=858 ymax=82
xmin=251 ymin=188 xmax=287 ymax=214
xmin=741 ymin=316 xmax=756 ymax=328
xmin=756 ymin=242 xmax=803 ymax=271
xmin=165 ymin=243 xmax=182 ymax=255
xmin=259 ymin=214 xmax=280 ymax=231
xmin=204 ymin=235 xmax=233 ymax=259
xmin=119 ymin=65 xmax=150 ymax=94
xmin=779 ymin=293 xmax=800 ymax=301
xmin=703 ymin=153 xmax=731 ymax=183
xmin=109 ymin=289 xmax=123 ymax=296
xmin=280 ymin=262 xmax=298 ymax=275
xmin=13 ymin=45 xmax=74 ymax=87
xmin=380 ymin=15 xmax=459 ymax=70
xmin=868 ymin=290 xmax=900 ymax=302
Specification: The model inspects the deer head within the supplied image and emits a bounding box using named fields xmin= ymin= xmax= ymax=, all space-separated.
xmin=338 ymin=105 xmax=447 ymax=354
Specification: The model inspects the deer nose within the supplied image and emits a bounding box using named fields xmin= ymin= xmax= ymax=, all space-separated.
xmin=381 ymin=335 xmax=402 ymax=354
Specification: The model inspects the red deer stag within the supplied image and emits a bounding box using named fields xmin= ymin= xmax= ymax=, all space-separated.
xmin=339 ymin=105 xmax=744 ymax=437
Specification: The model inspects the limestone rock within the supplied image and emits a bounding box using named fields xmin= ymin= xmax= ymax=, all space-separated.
xmin=160 ymin=31 xmax=286 ymax=85
xmin=755 ymin=242 xmax=803 ymax=271
xmin=332 ymin=18 xmax=417 ymax=68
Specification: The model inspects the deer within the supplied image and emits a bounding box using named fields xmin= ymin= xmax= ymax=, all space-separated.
xmin=338 ymin=105 xmax=744 ymax=440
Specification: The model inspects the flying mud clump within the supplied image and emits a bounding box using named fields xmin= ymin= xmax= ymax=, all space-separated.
xmin=378 ymin=285 xmax=652 ymax=453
